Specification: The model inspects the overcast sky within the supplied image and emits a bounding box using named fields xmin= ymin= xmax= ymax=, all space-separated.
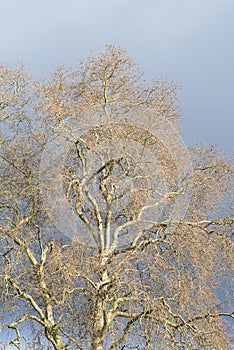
xmin=1 ymin=0 xmax=233 ymax=150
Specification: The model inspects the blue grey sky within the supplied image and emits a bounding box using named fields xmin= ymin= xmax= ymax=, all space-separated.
xmin=1 ymin=0 xmax=233 ymax=150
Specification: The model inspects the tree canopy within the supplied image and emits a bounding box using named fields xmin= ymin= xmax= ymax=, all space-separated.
xmin=0 ymin=45 xmax=233 ymax=350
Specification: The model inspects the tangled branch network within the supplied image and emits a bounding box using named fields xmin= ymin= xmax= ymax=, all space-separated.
xmin=39 ymin=107 xmax=193 ymax=250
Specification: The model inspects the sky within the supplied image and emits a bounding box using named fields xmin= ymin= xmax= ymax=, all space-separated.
xmin=0 ymin=0 xmax=233 ymax=151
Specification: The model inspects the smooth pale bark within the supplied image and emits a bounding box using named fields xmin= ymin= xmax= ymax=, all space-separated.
xmin=90 ymin=255 xmax=110 ymax=350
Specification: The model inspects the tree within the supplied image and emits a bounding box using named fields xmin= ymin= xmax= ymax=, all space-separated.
xmin=0 ymin=45 xmax=233 ymax=350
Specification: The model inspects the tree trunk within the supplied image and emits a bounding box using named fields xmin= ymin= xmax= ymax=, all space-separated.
xmin=90 ymin=255 xmax=110 ymax=350
xmin=45 ymin=324 xmax=68 ymax=350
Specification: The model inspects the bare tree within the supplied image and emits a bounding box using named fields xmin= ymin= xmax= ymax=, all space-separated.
xmin=0 ymin=45 xmax=233 ymax=350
